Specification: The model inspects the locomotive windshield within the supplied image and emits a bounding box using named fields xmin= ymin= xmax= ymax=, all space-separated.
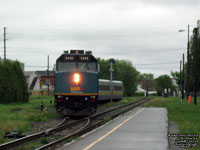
xmin=56 ymin=50 xmax=98 ymax=72
xmin=57 ymin=62 xmax=97 ymax=72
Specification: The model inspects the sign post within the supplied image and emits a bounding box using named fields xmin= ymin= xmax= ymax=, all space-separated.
xmin=109 ymin=59 xmax=115 ymax=103
xmin=40 ymin=80 xmax=44 ymax=111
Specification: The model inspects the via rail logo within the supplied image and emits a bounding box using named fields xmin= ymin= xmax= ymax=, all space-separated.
xmin=70 ymin=86 xmax=83 ymax=93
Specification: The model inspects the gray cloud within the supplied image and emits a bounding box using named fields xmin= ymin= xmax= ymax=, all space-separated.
xmin=0 ymin=0 xmax=199 ymax=77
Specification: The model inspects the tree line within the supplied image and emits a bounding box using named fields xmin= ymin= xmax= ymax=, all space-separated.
xmin=97 ymin=58 xmax=175 ymax=96
xmin=97 ymin=58 xmax=139 ymax=96
xmin=0 ymin=60 xmax=29 ymax=103
xmin=171 ymin=27 xmax=200 ymax=92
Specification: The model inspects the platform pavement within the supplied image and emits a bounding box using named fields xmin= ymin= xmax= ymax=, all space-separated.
xmin=59 ymin=107 xmax=169 ymax=150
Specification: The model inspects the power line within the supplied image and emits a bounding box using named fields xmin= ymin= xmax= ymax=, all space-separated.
xmin=25 ymin=65 xmax=53 ymax=68
xmin=134 ymin=48 xmax=186 ymax=52
xmin=1 ymin=48 xmax=187 ymax=58
xmin=25 ymin=62 xmax=179 ymax=68
xmin=134 ymin=62 xmax=179 ymax=66
xmin=6 ymin=54 xmax=47 ymax=56
xmin=4 ymin=47 xmax=186 ymax=53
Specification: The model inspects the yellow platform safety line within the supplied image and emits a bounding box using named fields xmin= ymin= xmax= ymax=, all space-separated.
xmin=83 ymin=108 xmax=145 ymax=150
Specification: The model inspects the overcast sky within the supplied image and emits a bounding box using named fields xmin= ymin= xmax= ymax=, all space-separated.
xmin=1 ymin=0 xmax=200 ymax=77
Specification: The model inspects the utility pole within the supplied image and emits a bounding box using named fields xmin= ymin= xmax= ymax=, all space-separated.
xmin=180 ymin=60 xmax=182 ymax=99
xmin=47 ymin=55 xmax=52 ymax=104
xmin=182 ymin=54 xmax=185 ymax=100
xmin=194 ymin=28 xmax=198 ymax=105
xmin=109 ymin=59 xmax=115 ymax=103
xmin=47 ymin=55 xmax=50 ymax=97
xmin=186 ymin=24 xmax=190 ymax=99
xmin=3 ymin=27 xmax=7 ymax=60
xmin=145 ymin=80 xmax=149 ymax=96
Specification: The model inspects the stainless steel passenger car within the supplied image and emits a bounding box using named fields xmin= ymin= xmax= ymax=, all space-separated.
xmin=98 ymin=79 xmax=123 ymax=101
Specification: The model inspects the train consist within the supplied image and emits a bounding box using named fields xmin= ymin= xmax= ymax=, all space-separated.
xmin=55 ymin=50 xmax=123 ymax=116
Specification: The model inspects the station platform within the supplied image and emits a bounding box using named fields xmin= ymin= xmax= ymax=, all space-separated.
xmin=59 ymin=107 xmax=169 ymax=150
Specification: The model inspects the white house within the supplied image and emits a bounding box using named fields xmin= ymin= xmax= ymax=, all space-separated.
xmin=24 ymin=71 xmax=40 ymax=94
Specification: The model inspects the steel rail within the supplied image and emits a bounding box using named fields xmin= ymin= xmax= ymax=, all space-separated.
xmin=0 ymin=118 xmax=84 ymax=149
xmin=0 ymin=97 xmax=150 ymax=150
xmin=35 ymin=118 xmax=91 ymax=150
xmin=90 ymin=97 xmax=147 ymax=120
xmin=36 ymin=98 xmax=151 ymax=150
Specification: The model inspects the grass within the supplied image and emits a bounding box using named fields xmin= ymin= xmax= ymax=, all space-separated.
xmin=18 ymin=137 xmax=48 ymax=150
xmin=40 ymin=137 xmax=49 ymax=144
xmin=19 ymin=142 xmax=42 ymax=150
xmin=65 ymin=136 xmax=78 ymax=143
xmin=104 ymin=116 xmax=111 ymax=123
xmin=144 ymin=97 xmax=200 ymax=149
xmin=0 ymin=96 xmax=60 ymax=144
xmin=0 ymin=96 xmax=147 ymax=145
xmin=18 ymin=137 xmax=49 ymax=150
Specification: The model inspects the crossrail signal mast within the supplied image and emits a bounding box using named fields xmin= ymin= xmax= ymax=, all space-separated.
xmin=47 ymin=55 xmax=49 ymax=97
xmin=109 ymin=59 xmax=115 ymax=103
xmin=179 ymin=25 xmax=190 ymax=100
xmin=186 ymin=25 xmax=190 ymax=99
xmin=194 ymin=28 xmax=198 ymax=105
xmin=182 ymin=54 xmax=185 ymax=100
xmin=180 ymin=60 xmax=182 ymax=99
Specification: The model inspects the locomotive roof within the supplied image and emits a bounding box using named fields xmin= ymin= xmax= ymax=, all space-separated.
xmin=56 ymin=51 xmax=97 ymax=63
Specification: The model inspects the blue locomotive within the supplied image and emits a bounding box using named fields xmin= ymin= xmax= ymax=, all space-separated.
xmin=55 ymin=50 xmax=123 ymax=116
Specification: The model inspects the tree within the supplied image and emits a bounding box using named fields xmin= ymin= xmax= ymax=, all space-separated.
xmin=113 ymin=60 xmax=139 ymax=96
xmin=97 ymin=58 xmax=110 ymax=79
xmin=155 ymin=75 xmax=174 ymax=96
xmin=0 ymin=60 xmax=29 ymax=103
xmin=181 ymin=28 xmax=200 ymax=91
xmin=97 ymin=58 xmax=139 ymax=96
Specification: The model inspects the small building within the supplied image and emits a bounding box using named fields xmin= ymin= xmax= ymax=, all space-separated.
xmin=36 ymin=71 xmax=55 ymax=87
xmin=137 ymin=79 xmax=157 ymax=96
xmin=171 ymin=78 xmax=179 ymax=97
xmin=136 ymin=84 xmax=146 ymax=93
xmin=24 ymin=71 xmax=40 ymax=95
xmin=24 ymin=71 xmax=55 ymax=96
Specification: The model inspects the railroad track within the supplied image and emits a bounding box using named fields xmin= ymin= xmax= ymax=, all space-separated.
xmin=36 ymin=98 xmax=151 ymax=150
xmin=0 ymin=118 xmax=87 ymax=150
xmin=0 ymin=97 xmax=151 ymax=150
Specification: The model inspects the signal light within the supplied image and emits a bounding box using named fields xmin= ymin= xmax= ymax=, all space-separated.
xmin=73 ymin=73 xmax=80 ymax=84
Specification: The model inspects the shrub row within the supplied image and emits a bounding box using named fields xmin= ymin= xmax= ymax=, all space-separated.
xmin=0 ymin=60 xmax=29 ymax=103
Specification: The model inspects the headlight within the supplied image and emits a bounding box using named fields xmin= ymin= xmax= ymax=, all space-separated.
xmin=74 ymin=73 xmax=80 ymax=84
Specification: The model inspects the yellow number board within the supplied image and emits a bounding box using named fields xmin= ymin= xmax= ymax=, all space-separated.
xmin=71 ymin=87 xmax=81 ymax=91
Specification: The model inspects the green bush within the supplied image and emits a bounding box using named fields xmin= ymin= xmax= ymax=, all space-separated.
xmin=0 ymin=60 xmax=29 ymax=103
xmin=97 ymin=58 xmax=139 ymax=96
